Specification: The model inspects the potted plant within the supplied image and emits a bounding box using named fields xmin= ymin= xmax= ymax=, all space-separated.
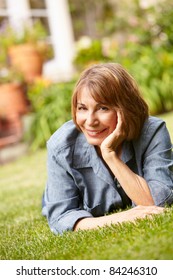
xmin=0 ymin=20 xmax=52 ymax=83
xmin=0 ymin=20 xmax=51 ymax=148
xmin=0 ymin=66 xmax=29 ymax=114
xmin=0 ymin=66 xmax=29 ymax=148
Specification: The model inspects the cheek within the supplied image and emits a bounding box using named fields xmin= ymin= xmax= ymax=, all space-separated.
xmin=107 ymin=114 xmax=118 ymax=131
xmin=76 ymin=113 xmax=84 ymax=126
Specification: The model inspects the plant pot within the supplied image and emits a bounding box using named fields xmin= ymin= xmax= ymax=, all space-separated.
xmin=0 ymin=82 xmax=28 ymax=116
xmin=0 ymin=83 xmax=28 ymax=148
xmin=0 ymin=113 xmax=23 ymax=148
xmin=8 ymin=44 xmax=43 ymax=83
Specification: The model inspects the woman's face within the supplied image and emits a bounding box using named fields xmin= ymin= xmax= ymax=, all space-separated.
xmin=76 ymin=87 xmax=118 ymax=147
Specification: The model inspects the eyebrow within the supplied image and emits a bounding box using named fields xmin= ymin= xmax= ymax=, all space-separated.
xmin=77 ymin=102 xmax=86 ymax=106
xmin=77 ymin=102 xmax=108 ymax=106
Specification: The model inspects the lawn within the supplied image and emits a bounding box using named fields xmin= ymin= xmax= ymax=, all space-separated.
xmin=0 ymin=112 xmax=173 ymax=260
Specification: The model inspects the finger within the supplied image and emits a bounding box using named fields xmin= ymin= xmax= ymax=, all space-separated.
xmin=110 ymin=110 xmax=122 ymax=135
xmin=116 ymin=110 xmax=122 ymax=127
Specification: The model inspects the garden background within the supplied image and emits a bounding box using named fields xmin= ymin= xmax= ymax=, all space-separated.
xmin=0 ymin=0 xmax=173 ymax=259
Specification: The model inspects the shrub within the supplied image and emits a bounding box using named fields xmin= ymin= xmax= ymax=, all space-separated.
xmin=114 ymin=44 xmax=173 ymax=115
xmin=27 ymin=80 xmax=75 ymax=150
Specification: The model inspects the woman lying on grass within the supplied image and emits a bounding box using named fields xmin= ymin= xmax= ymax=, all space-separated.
xmin=42 ymin=63 xmax=173 ymax=234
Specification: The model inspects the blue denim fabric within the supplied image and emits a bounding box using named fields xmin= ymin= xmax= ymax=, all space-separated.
xmin=42 ymin=116 xmax=173 ymax=234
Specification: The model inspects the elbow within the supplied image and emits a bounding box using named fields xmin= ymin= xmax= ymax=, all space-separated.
xmin=149 ymin=183 xmax=173 ymax=207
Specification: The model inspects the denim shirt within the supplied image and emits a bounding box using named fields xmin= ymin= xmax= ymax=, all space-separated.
xmin=43 ymin=116 xmax=173 ymax=234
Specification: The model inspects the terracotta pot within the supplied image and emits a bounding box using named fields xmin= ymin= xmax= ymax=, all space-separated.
xmin=0 ymin=83 xmax=28 ymax=148
xmin=8 ymin=44 xmax=43 ymax=83
xmin=0 ymin=83 xmax=28 ymax=117
xmin=0 ymin=113 xmax=23 ymax=148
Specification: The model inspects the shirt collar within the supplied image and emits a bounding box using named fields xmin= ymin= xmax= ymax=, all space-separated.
xmin=72 ymin=132 xmax=91 ymax=168
xmin=73 ymin=132 xmax=134 ymax=166
xmin=73 ymin=132 xmax=134 ymax=182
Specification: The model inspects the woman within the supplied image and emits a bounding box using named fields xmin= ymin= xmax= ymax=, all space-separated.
xmin=42 ymin=63 xmax=173 ymax=234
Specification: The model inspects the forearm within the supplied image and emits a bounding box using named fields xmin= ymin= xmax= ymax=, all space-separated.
xmin=103 ymin=152 xmax=154 ymax=206
xmin=74 ymin=213 xmax=120 ymax=231
xmin=74 ymin=205 xmax=164 ymax=231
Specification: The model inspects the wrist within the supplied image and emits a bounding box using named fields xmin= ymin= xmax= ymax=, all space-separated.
xmin=102 ymin=149 xmax=117 ymax=162
xmin=101 ymin=144 xmax=122 ymax=162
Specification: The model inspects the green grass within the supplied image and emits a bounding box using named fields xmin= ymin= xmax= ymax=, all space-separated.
xmin=0 ymin=112 xmax=173 ymax=260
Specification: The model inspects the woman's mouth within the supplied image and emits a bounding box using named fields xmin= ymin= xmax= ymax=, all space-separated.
xmin=86 ymin=128 xmax=107 ymax=137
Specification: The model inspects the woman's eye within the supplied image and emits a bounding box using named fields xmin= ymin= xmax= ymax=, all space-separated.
xmin=77 ymin=106 xmax=87 ymax=111
xmin=99 ymin=106 xmax=109 ymax=111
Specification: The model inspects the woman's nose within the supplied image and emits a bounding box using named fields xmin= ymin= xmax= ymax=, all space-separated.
xmin=86 ymin=112 xmax=98 ymax=126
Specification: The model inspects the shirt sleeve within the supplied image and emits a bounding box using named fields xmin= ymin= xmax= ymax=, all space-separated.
xmin=44 ymin=145 xmax=92 ymax=235
xmin=142 ymin=120 xmax=173 ymax=206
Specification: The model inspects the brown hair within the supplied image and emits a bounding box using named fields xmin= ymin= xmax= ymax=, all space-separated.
xmin=72 ymin=63 xmax=149 ymax=140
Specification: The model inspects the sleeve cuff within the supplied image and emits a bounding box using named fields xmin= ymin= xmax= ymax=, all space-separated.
xmin=49 ymin=210 xmax=93 ymax=235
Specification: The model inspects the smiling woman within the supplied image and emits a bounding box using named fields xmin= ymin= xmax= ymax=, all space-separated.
xmin=42 ymin=62 xmax=173 ymax=235
xmin=75 ymin=88 xmax=118 ymax=147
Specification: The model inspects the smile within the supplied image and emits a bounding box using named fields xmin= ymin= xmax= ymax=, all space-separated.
xmin=86 ymin=128 xmax=107 ymax=137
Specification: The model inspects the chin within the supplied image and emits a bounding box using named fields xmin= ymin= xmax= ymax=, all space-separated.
xmin=85 ymin=137 xmax=103 ymax=146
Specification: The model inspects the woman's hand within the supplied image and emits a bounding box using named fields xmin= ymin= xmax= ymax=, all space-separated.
xmin=121 ymin=205 xmax=165 ymax=222
xmin=100 ymin=110 xmax=126 ymax=159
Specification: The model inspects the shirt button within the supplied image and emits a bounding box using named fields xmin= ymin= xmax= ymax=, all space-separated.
xmin=117 ymin=181 xmax=121 ymax=188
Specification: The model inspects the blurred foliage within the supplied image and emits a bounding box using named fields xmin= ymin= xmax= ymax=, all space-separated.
xmin=0 ymin=20 xmax=48 ymax=52
xmin=0 ymin=67 xmax=25 ymax=84
xmin=26 ymin=80 xmax=75 ymax=150
xmin=69 ymin=0 xmax=116 ymax=39
xmin=116 ymin=44 xmax=173 ymax=115
xmin=154 ymin=1 xmax=173 ymax=49
xmin=73 ymin=0 xmax=173 ymax=115
xmin=74 ymin=39 xmax=110 ymax=71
